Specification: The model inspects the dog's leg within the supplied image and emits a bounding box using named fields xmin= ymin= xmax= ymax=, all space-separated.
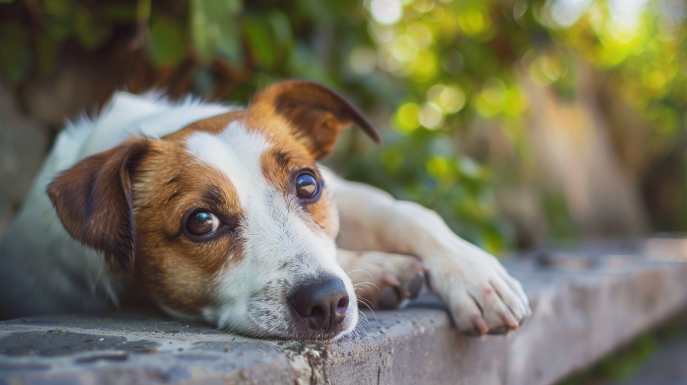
xmin=324 ymin=170 xmax=530 ymax=336
xmin=337 ymin=249 xmax=426 ymax=310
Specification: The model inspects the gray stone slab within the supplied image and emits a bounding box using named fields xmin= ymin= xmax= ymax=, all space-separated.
xmin=1 ymin=250 xmax=687 ymax=385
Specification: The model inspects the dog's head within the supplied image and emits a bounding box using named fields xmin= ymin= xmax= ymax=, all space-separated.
xmin=47 ymin=80 xmax=381 ymax=340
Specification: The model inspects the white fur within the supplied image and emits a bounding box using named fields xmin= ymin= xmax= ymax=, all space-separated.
xmin=184 ymin=123 xmax=357 ymax=337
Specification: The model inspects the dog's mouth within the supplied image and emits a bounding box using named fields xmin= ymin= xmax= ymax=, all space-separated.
xmin=241 ymin=304 xmax=358 ymax=341
xmin=242 ymin=275 xmax=359 ymax=341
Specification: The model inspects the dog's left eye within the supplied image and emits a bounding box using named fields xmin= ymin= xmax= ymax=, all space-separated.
xmin=295 ymin=172 xmax=320 ymax=200
xmin=186 ymin=211 xmax=220 ymax=236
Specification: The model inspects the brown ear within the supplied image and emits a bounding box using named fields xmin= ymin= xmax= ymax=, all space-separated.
xmin=249 ymin=80 xmax=382 ymax=160
xmin=47 ymin=137 xmax=150 ymax=277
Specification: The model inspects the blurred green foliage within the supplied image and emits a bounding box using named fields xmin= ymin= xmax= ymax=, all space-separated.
xmin=1 ymin=0 xmax=686 ymax=254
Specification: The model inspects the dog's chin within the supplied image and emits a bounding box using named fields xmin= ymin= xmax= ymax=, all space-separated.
xmin=227 ymin=306 xmax=359 ymax=341
xmin=287 ymin=311 xmax=359 ymax=341
xmin=251 ymin=315 xmax=357 ymax=341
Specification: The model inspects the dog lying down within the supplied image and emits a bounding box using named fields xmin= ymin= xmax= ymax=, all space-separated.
xmin=0 ymin=80 xmax=530 ymax=340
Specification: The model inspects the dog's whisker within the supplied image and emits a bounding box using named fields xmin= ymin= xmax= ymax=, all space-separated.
xmin=353 ymin=283 xmax=373 ymax=290
xmin=353 ymin=281 xmax=381 ymax=294
xmin=337 ymin=259 xmax=350 ymax=272
xmin=357 ymin=310 xmax=371 ymax=327
xmin=358 ymin=297 xmax=375 ymax=310
xmin=350 ymin=321 xmax=366 ymax=339
xmin=356 ymin=298 xmax=377 ymax=322
xmin=346 ymin=269 xmax=375 ymax=282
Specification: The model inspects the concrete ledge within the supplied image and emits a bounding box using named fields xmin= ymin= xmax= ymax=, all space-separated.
xmin=2 ymin=244 xmax=687 ymax=384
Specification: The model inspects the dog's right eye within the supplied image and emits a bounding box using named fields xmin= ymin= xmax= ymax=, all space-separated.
xmin=186 ymin=211 xmax=220 ymax=236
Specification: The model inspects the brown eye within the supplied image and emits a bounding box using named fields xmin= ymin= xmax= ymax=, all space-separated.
xmin=296 ymin=173 xmax=319 ymax=199
xmin=186 ymin=211 xmax=220 ymax=235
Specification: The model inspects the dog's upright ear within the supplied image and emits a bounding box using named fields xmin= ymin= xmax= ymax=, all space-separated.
xmin=248 ymin=80 xmax=382 ymax=160
xmin=47 ymin=137 xmax=151 ymax=277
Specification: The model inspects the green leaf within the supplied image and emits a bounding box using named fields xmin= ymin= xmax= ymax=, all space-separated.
xmin=98 ymin=4 xmax=137 ymax=22
xmin=267 ymin=11 xmax=293 ymax=48
xmin=75 ymin=7 xmax=111 ymax=49
xmin=136 ymin=0 xmax=151 ymax=24
xmin=42 ymin=0 xmax=76 ymax=40
xmin=43 ymin=0 xmax=74 ymax=16
xmin=0 ymin=22 xmax=32 ymax=85
xmin=147 ymin=17 xmax=185 ymax=67
xmin=296 ymin=0 xmax=335 ymax=25
xmin=243 ymin=17 xmax=275 ymax=69
xmin=190 ymin=0 xmax=243 ymax=63
xmin=36 ymin=35 xmax=59 ymax=76
xmin=215 ymin=22 xmax=242 ymax=63
xmin=190 ymin=0 xmax=211 ymax=60
xmin=286 ymin=44 xmax=331 ymax=83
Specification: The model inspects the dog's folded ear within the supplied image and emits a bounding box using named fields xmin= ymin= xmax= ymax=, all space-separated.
xmin=249 ymin=80 xmax=382 ymax=160
xmin=47 ymin=137 xmax=150 ymax=277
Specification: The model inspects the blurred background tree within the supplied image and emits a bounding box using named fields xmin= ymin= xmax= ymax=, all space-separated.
xmin=1 ymin=0 xmax=686 ymax=255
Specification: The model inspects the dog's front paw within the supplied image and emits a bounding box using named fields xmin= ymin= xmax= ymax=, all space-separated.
xmin=426 ymin=243 xmax=530 ymax=336
xmin=345 ymin=251 xmax=426 ymax=310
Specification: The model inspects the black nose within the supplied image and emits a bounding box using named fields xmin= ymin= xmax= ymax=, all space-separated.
xmin=288 ymin=276 xmax=349 ymax=331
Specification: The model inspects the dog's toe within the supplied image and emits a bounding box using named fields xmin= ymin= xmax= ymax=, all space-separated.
xmin=451 ymin=286 xmax=524 ymax=336
xmin=407 ymin=273 xmax=424 ymax=299
xmin=347 ymin=251 xmax=426 ymax=310
xmin=377 ymin=287 xmax=400 ymax=309
xmin=425 ymin=248 xmax=530 ymax=337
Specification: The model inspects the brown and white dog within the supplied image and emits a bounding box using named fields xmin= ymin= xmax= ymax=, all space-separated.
xmin=0 ymin=80 xmax=529 ymax=340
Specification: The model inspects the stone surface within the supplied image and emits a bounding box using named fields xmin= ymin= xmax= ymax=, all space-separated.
xmin=1 ymin=244 xmax=687 ymax=385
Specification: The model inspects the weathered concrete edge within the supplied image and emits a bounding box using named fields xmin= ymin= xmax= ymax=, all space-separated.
xmin=322 ymin=255 xmax=687 ymax=385
xmin=1 ymin=254 xmax=687 ymax=385
xmin=506 ymin=257 xmax=687 ymax=385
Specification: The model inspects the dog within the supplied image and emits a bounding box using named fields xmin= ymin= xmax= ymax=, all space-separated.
xmin=0 ymin=80 xmax=530 ymax=340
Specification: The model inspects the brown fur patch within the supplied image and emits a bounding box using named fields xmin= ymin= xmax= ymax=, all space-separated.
xmin=47 ymin=137 xmax=151 ymax=277
xmin=130 ymin=138 xmax=245 ymax=314
xmin=246 ymin=80 xmax=382 ymax=160
xmin=164 ymin=111 xmax=246 ymax=141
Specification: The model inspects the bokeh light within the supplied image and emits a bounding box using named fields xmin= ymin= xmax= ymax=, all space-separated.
xmin=370 ymin=0 xmax=403 ymax=25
